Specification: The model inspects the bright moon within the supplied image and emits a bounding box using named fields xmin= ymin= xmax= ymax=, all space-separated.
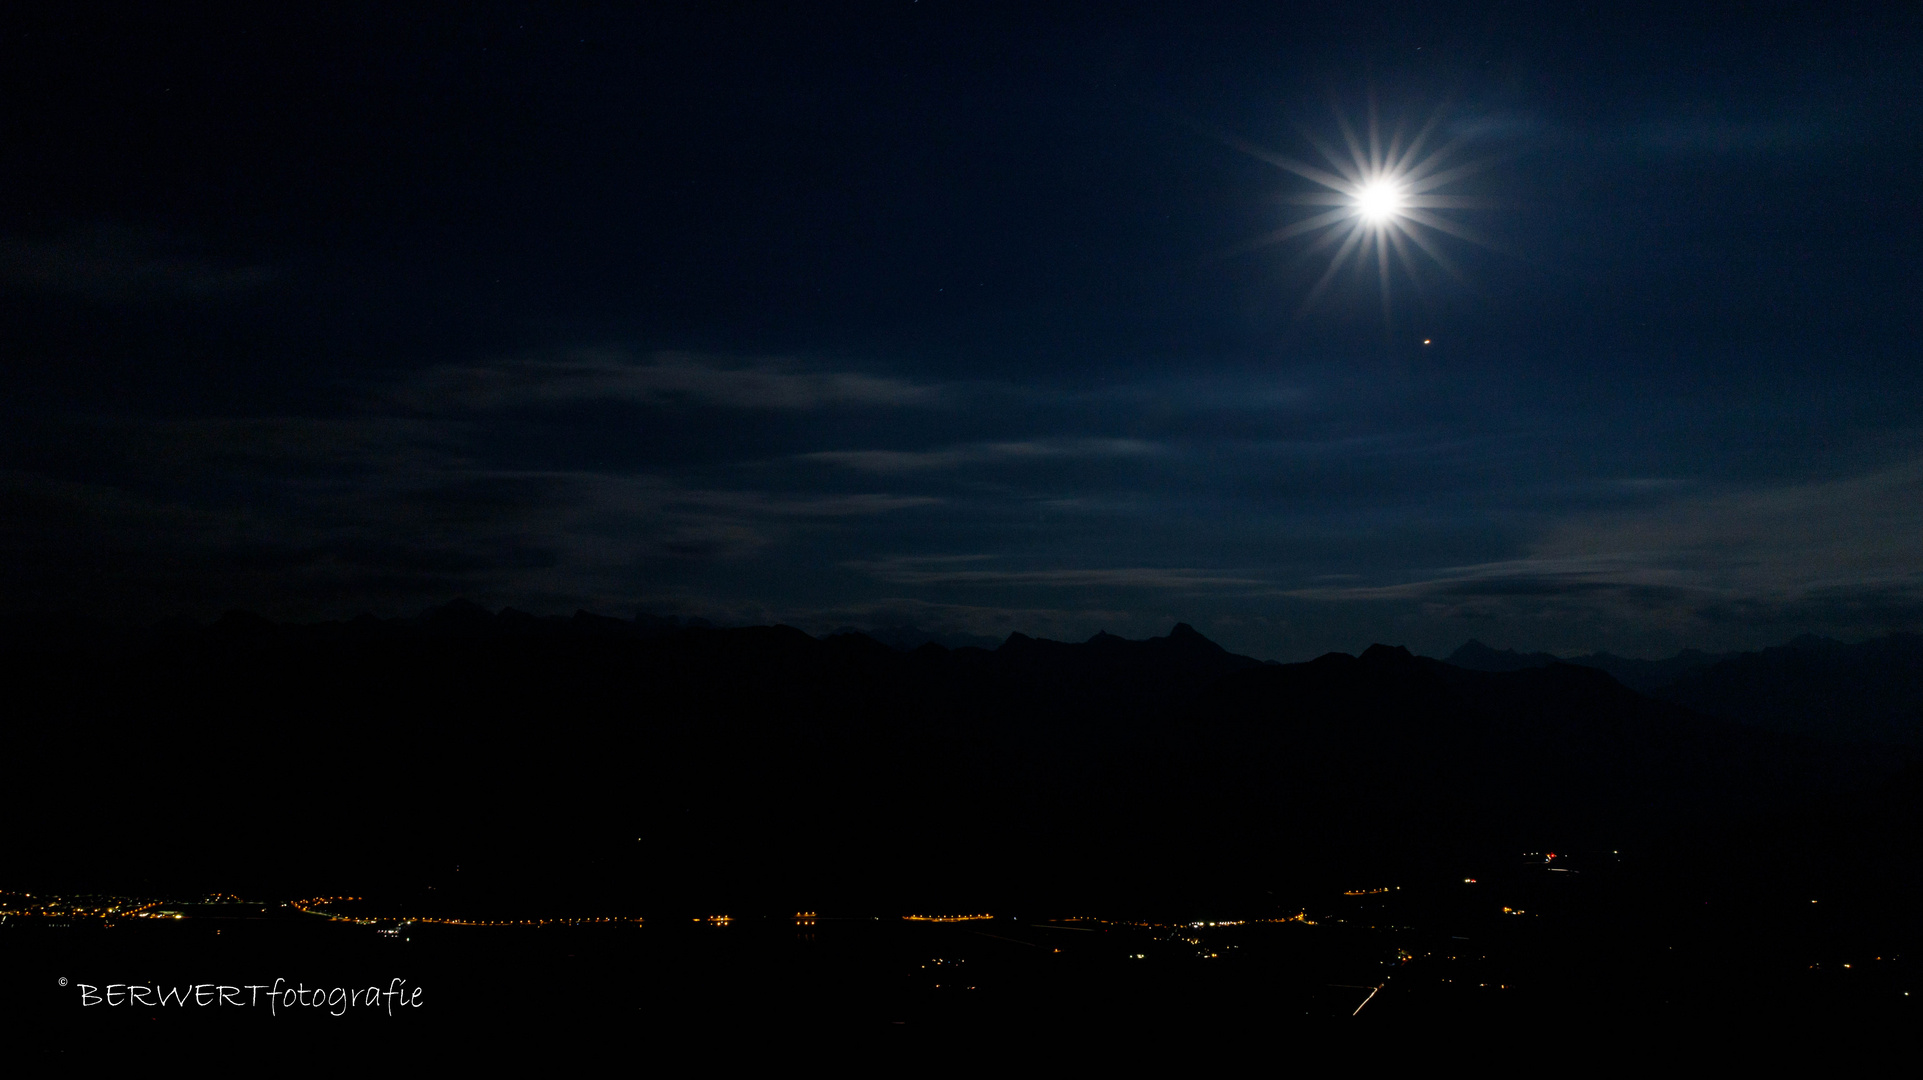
xmin=1355 ymin=178 xmax=1405 ymax=223
xmin=1213 ymin=102 xmax=1489 ymax=319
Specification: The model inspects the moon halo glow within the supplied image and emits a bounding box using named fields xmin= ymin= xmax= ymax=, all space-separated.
xmin=1214 ymin=104 xmax=1489 ymax=323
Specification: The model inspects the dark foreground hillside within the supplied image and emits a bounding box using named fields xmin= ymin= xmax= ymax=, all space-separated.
xmin=4 ymin=604 xmax=1919 ymax=1044
xmin=6 ymin=603 xmax=1897 ymax=908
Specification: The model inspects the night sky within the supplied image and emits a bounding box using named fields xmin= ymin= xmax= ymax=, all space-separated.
xmin=3 ymin=3 xmax=1919 ymax=660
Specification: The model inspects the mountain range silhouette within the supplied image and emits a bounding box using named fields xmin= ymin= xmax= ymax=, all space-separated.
xmin=1444 ymin=632 xmax=1923 ymax=745
xmin=8 ymin=603 xmax=1917 ymax=920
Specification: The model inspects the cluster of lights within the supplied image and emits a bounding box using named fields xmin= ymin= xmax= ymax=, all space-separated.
xmin=903 ymin=914 xmax=993 ymax=923
xmin=401 ymin=915 xmax=636 ymax=928
xmin=293 ymin=897 xmax=640 ymax=928
xmin=1 ymin=896 xmax=1389 ymax=935
xmin=0 ymin=893 xmax=164 ymax=919
xmin=293 ymin=895 xmax=362 ymax=906
xmin=1015 ymin=914 xmax=1321 ymax=929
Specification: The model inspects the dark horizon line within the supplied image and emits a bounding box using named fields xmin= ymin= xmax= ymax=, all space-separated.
xmin=6 ymin=594 xmax=1914 ymax=667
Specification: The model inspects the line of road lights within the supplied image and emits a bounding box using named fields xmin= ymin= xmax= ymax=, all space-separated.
xmin=30 ymin=878 xmax=1569 ymax=935
xmin=292 ymin=897 xmax=642 ymax=927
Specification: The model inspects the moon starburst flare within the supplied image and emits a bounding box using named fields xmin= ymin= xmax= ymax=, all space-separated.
xmin=1213 ymin=102 xmax=1492 ymax=322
